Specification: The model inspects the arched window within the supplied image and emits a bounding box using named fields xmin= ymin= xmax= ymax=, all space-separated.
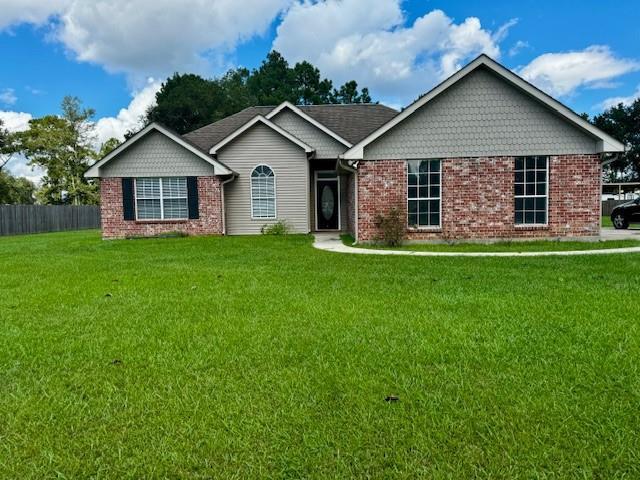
xmin=251 ymin=165 xmax=276 ymax=219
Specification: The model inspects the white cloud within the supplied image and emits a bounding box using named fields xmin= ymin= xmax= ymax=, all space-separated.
xmin=518 ymin=46 xmax=640 ymax=97
xmin=0 ymin=88 xmax=17 ymax=106
xmin=0 ymin=0 xmax=69 ymax=30
xmin=94 ymin=79 xmax=161 ymax=145
xmin=598 ymin=85 xmax=640 ymax=110
xmin=274 ymin=2 xmax=513 ymax=105
xmin=0 ymin=0 xmax=291 ymax=84
xmin=0 ymin=111 xmax=43 ymax=183
xmin=55 ymin=0 xmax=291 ymax=83
xmin=0 ymin=110 xmax=32 ymax=132
xmin=508 ymin=40 xmax=529 ymax=57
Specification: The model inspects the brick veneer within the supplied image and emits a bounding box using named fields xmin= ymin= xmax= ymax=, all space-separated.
xmin=100 ymin=177 xmax=224 ymax=239
xmin=356 ymin=155 xmax=601 ymax=242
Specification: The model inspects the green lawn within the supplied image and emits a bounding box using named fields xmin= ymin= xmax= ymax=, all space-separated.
xmin=603 ymin=216 xmax=613 ymax=228
xmin=2 ymin=231 xmax=640 ymax=478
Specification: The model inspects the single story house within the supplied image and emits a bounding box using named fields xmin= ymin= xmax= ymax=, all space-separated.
xmin=86 ymin=54 xmax=624 ymax=242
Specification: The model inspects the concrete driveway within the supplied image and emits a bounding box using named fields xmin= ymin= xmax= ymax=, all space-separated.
xmin=601 ymin=226 xmax=640 ymax=240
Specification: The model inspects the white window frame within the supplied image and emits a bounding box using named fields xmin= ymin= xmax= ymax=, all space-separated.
xmin=514 ymin=156 xmax=549 ymax=226
xmin=134 ymin=177 xmax=188 ymax=221
xmin=250 ymin=165 xmax=277 ymax=220
xmin=407 ymin=159 xmax=442 ymax=229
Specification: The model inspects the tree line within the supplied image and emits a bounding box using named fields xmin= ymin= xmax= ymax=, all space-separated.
xmin=1 ymin=50 xmax=638 ymax=205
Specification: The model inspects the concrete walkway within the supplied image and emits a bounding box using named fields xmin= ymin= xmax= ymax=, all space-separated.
xmin=313 ymin=233 xmax=640 ymax=257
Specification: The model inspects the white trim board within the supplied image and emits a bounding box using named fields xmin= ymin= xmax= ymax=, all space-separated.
xmin=209 ymin=115 xmax=315 ymax=155
xmin=342 ymin=54 xmax=625 ymax=160
xmin=85 ymin=123 xmax=233 ymax=177
xmin=266 ymin=101 xmax=353 ymax=148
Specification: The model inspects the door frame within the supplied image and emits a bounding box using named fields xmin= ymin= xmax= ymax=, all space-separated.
xmin=314 ymin=170 xmax=341 ymax=231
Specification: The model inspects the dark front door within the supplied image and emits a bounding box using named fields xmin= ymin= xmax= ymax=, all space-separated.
xmin=316 ymin=179 xmax=339 ymax=230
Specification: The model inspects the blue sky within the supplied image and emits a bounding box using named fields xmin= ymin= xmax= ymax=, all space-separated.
xmin=0 ymin=0 xmax=639 ymax=179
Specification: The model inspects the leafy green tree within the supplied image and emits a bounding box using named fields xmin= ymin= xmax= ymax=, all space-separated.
xmin=146 ymin=73 xmax=225 ymax=134
xmin=146 ymin=50 xmax=376 ymax=132
xmin=0 ymin=170 xmax=36 ymax=204
xmin=590 ymin=100 xmax=640 ymax=181
xmin=98 ymin=137 xmax=121 ymax=157
xmin=0 ymin=118 xmax=19 ymax=172
xmin=16 ymin=96 xmax=99 ymax=205
xmin=247 ymin=51 xmax=298 ymax=106
xmin=293 ymin=61 xmax=333 ymax=105
xmin=332 ymin=80 xmax=372 ymax=104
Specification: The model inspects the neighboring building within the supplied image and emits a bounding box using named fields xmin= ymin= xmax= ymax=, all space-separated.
xmin=86 ymin=55 xmax=624 ymax=242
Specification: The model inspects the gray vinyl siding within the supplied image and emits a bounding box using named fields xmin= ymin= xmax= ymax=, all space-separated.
xmin=99 ymin=130 xmax=215 ymax=177
xmin=271 ymin=110 xmax=347 ymax=159
xmin=364 ymin=67 xmax=598 ymax=160
xmin=218 ymin=123 xmax=309 ymax=234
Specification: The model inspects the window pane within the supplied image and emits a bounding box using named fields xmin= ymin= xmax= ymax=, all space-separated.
xmin=526 ymin=183 xmax=535 ymax=195
xmin=536 ymin=183 xmax=546 ymax=195
xmin=408 ymin=173 xmax=417 ymax=185
xmin=162 ymin=177 xmax=187 ymax=197
xmin=535 ymin=197 xmax=546 ymax=210
xmin=515 ymin=158 xmax=524 ymax=170
xmin=526 ymin=171 xmax=535 ymax=183
xmin=526 ymin=157 xmax=535 ymax=169
xmin=535 ymin=211 xmax=546 ymax=224
xmin=536 ymin=171 xmax=546 ymax=182
xmin=515 ymin=198 xmax=524 ymax=211
xmin=137 ymin=198 xmax=161 ymax=219
xmin=430 ymin=200 xmax=439 ymax=213
xmin=408 ymin=212 xmax=418 ymax=226
xmin=536 ymin=156 xmax=547 ymax=169
xmin=430 ymin=185 xmax=439 ymax=197
xmin=163 ymin=198 xmax=188 ymax=219
xmin=136 ymin=178 xmax=160 ymax=198
xmin=430 ymin=160 xmax=440 ymax=171
xmin=408 ymin=200 xmax=417 ymax=214
xmin=430 ymin=212 xmax=439 ymax=226
xmin=525 ymin=197 xmax=534 ymax=210
xmin=515 ymin=211 xmax=523 ymax=224
xmin=419 ymin=186 xmax=429 ymax=198
xmin=515 ymin=171 xmax=524 ymax=183
xmin=525 ymin=211 xmax=535 ymax=223
xmin=407 ymin=161 xmax=420 ymax=174
xmin=515 ymin=184 xmax=524 ymax=196
xmin=419 ymin=211 xmax=428 ymax=225
xmin=430 ymin=173 xmax=440 ymax=184
xmin=408 ymin=186 xmax=417 ymax=199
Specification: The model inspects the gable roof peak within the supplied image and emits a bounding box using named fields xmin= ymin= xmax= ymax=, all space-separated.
xmin=342 ymin=54 xmax=624 ymax=159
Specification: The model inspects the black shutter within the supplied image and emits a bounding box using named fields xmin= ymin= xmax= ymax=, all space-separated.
xmin=187 ymin=177 xmax=199 ymax=219
xmin=122 ymin=178 xmax=135 ymax=220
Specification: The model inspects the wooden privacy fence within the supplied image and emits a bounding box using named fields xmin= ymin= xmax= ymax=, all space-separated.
xmin=602 ymin=199 xmax=630 ymax=217
xmin=0 ymin=205 xmax=100 ymax=236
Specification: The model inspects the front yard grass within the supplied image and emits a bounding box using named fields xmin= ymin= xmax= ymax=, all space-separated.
xmin=1 ymin=230 xmax=640 ymax=478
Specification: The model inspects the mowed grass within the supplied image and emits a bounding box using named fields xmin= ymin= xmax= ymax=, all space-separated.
xmin=1 ymin=231 xmax=640 ymax=478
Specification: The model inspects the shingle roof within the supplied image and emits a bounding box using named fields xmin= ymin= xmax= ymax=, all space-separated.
xmin=183 ymin=104 xmax=398 ymax=153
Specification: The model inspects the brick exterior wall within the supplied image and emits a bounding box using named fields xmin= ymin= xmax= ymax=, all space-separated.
xmin=100 ymin=177 xmax=224 ymax=239
xmin=356 ymin=155 xmax=601 ymax=242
